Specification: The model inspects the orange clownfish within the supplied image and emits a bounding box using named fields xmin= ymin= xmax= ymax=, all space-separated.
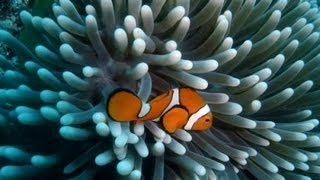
xmin=107 ymin=88 xmax=213 ymax=133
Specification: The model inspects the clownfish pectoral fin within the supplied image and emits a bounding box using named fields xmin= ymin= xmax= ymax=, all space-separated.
xmin=107 ymin=89 xmax=142 ymax=122
xmin=161 ymin=105 xmax=189 ymax=133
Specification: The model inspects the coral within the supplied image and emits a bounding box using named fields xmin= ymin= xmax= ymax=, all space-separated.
xmin=0 ymin=0 xmax=27 ymax=56
xmin=0 ymin=0 xmax=320 ymax=179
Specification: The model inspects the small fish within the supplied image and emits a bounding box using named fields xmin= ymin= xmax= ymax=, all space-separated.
xmin=107 ymin=88 xmax=213 ymax=133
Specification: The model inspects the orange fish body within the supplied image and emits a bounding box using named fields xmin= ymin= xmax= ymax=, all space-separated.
xmin=107 ymin=88 xmax=213 ymax=133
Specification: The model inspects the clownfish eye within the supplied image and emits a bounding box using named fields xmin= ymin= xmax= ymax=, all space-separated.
xmin=205 ymin=119 xmax=210 ymax=122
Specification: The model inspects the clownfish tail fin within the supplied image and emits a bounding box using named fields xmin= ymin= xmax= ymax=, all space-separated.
xmin=107 ymin=89 xmax=142 ymax=122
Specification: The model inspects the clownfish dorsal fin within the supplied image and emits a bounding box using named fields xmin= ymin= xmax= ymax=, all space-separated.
xmin=107 ymin=89 xmax=142 ymax=122
xmin=179 ymin=87 xmax=206 ymax=114
xmin=161 ymin=105 xmax=189 ymax=133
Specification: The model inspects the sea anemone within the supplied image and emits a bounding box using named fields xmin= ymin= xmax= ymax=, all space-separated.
xmin=0 ymin=0 xmax=320 ymax=179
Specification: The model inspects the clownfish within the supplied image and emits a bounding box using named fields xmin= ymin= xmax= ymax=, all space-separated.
xmin=107 ymin=88 xmax=213 ymax=133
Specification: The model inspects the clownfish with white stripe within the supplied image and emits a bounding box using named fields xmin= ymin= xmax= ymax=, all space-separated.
xmin=107 ymin=88 xmax=213 ymax=133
